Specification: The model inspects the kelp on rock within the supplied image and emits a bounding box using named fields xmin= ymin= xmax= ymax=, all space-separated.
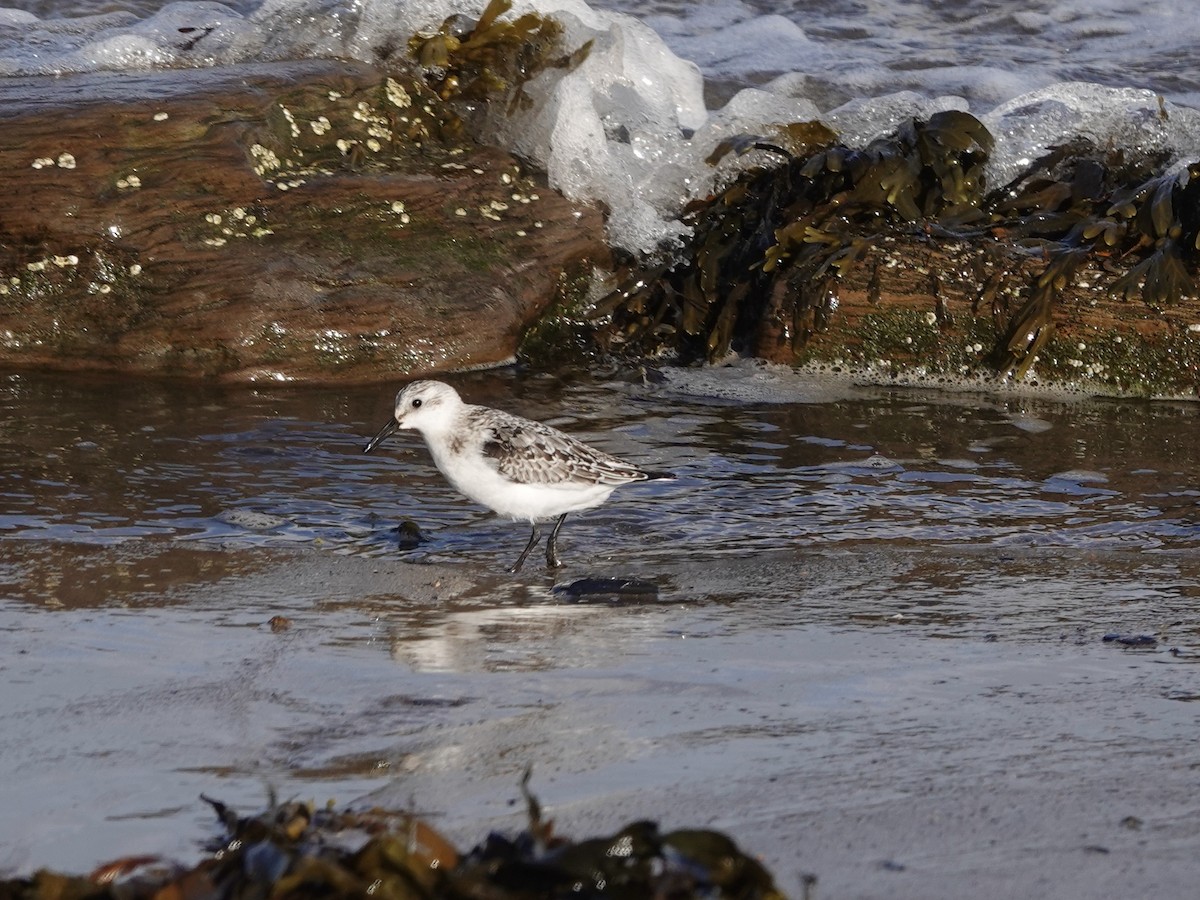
xmin=593 ymin=111 xmax=1200 ymax=397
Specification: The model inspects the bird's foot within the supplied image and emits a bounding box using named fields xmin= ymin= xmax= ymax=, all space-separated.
xmin=545 ymin=516 xmax=567 ymax=569
xmin=509 ymin=526 xmax=541 ymax=574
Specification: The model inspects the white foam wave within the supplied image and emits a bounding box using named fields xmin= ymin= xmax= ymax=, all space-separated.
xmin=982 ymin=83 xmax=1200 ymax=190
xmin=485 ymin=0 xmax=706 ymax=254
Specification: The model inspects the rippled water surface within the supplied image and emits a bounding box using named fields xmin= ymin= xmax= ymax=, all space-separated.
xmin=3 ymin=366 xmax=1200 ymax=895
xmin=14 ymin=0 xmax=1200 ymax=111
xmin=14 ymin=0 xmax=1200 ymax=110
xmin=593 ymin=0 xmax=1200 ymax=109
xmin=3 ymin=367 xmax=1199 ymax=559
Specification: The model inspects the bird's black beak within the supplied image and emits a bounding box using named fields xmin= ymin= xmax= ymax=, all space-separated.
xmin=364 ymin=418 xmax=399 ymax=454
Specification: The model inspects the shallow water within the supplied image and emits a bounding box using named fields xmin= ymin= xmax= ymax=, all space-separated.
xmin=12 ymin=0 xmax=1200 ymax=111
xmin=594 ymin=0 xmax=1200 ymax=110
xmin=3 ymin=367 xmax=1199 ymax=558
xmin=2 ymin=366 xmax=1200 ymax=894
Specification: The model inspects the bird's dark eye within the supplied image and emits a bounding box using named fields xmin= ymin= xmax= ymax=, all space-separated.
xmin=412 ymin=398 xmax=422 ymax=408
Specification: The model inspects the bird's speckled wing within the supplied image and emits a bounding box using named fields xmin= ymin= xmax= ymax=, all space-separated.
xmin=467 ymin=406 xmax=651 ymax=487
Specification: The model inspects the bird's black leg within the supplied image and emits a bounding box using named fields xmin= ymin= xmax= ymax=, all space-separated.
xmin=510 ymin=524 xmax=542 ymax=573
xmin=545 ymin=513 xmax=568 ymax=569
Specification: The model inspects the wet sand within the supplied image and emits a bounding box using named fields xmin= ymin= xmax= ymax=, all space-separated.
xmin=4 ymin=538 xmax=1198 ymax=899
xmin=4 ymin=367 xmax=1200 ymax=896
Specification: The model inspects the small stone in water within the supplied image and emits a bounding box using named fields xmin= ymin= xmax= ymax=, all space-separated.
xmin=1102 ymin=632 xmax=1157 ymax=648
xmin=553 ymin=578 xmax=660 ymax=603
xmin=395 ymin=519 xmax=426 ymax=550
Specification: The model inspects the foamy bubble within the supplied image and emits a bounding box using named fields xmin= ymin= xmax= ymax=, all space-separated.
xmin=0 ymin=3 xmax=263 ymax=74
xmin=661 ymin=13 xmax=813 ymax=78
xmin=824 ymin=91 xmax=970 ymax=148
xmin=656 ymin=358 xmax=866 ymax=405
xmin=701 ymin=87 xmax=821 ymax=144
xmin=490 ymin=0 xmax=706 ymax=254
xmin=982 ymin=83 xmax=1200 ymax=190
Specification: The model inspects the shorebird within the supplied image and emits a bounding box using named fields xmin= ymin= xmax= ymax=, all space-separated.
xmin=364 ymin=380 xmax=674 ymax=572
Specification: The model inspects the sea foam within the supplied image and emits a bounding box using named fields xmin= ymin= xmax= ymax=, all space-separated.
xmin=981 ymin=83 xmax=1200 ymax=190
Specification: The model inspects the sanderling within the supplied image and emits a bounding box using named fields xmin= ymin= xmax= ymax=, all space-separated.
xmin=364 ymin=380 xmax=674 ymax=572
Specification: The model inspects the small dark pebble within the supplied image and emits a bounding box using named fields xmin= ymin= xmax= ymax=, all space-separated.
xmin=1083 ymin=844 xmax=1110 ymax=855
xmin=1102 ymin=633 xmax=1157 ymax=648
xmin=553 ymin=577 xmax=660 ymax=603
xmin=878 ymin=859 xmax=906 ymax=872
xmin=1119 ymin=815 xmax=1143 ymax=831
xmin=395 ymin=519 xmax=426 ymax=550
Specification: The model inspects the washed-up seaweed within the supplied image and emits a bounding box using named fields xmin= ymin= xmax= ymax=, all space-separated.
xmin=595 ymin=110 xmax=1200 ymax=381
xmin=0 ymin=776 xmax=787 ymax=900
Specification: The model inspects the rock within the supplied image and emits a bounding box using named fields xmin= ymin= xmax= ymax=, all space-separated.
xmin=750 ymin=232 xmax=1200 ymax=398
xmin=0 ymin=60 xmax=610 ymax=383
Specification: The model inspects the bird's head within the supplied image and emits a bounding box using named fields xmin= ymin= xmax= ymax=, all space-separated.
xmin=364 ymin=380 xmax=462 ymax=453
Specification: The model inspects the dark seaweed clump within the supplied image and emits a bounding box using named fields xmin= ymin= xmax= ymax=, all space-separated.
xmin=0 ymin=781 xmax=786 ymax=900
xmin=595 ymin=110 xmax=1200 ymax=379
xmin=408 ymin=0 xmax=591 ymax=139
xmin=987 ymin=142 xmax=1199 ymax=377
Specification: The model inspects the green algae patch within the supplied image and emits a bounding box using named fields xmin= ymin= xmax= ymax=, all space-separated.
xmin=1028 ymin=327 xmax=1200 ymax=398
xmin=779 ymin=296 xmax=1200 ymax=398
xmin=841 ymin=308 xmax=994 ymax=373
xmin=517 ymin=268 xmax=609 ymax=369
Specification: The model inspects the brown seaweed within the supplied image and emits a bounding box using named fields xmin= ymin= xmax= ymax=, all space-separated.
xmin=0 ymin=779 xmax=786 ymax=900
xmin=597 ymin=110 xmax=1200 ymax=380
xmin=408 ymin=0 xmax=588 ymax=128
xmin=596 ymin=111 xmax=990 ymax=363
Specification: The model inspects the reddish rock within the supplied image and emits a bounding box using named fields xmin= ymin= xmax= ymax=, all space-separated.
xmin=0 ymin=60 xmax=609 ymax=383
